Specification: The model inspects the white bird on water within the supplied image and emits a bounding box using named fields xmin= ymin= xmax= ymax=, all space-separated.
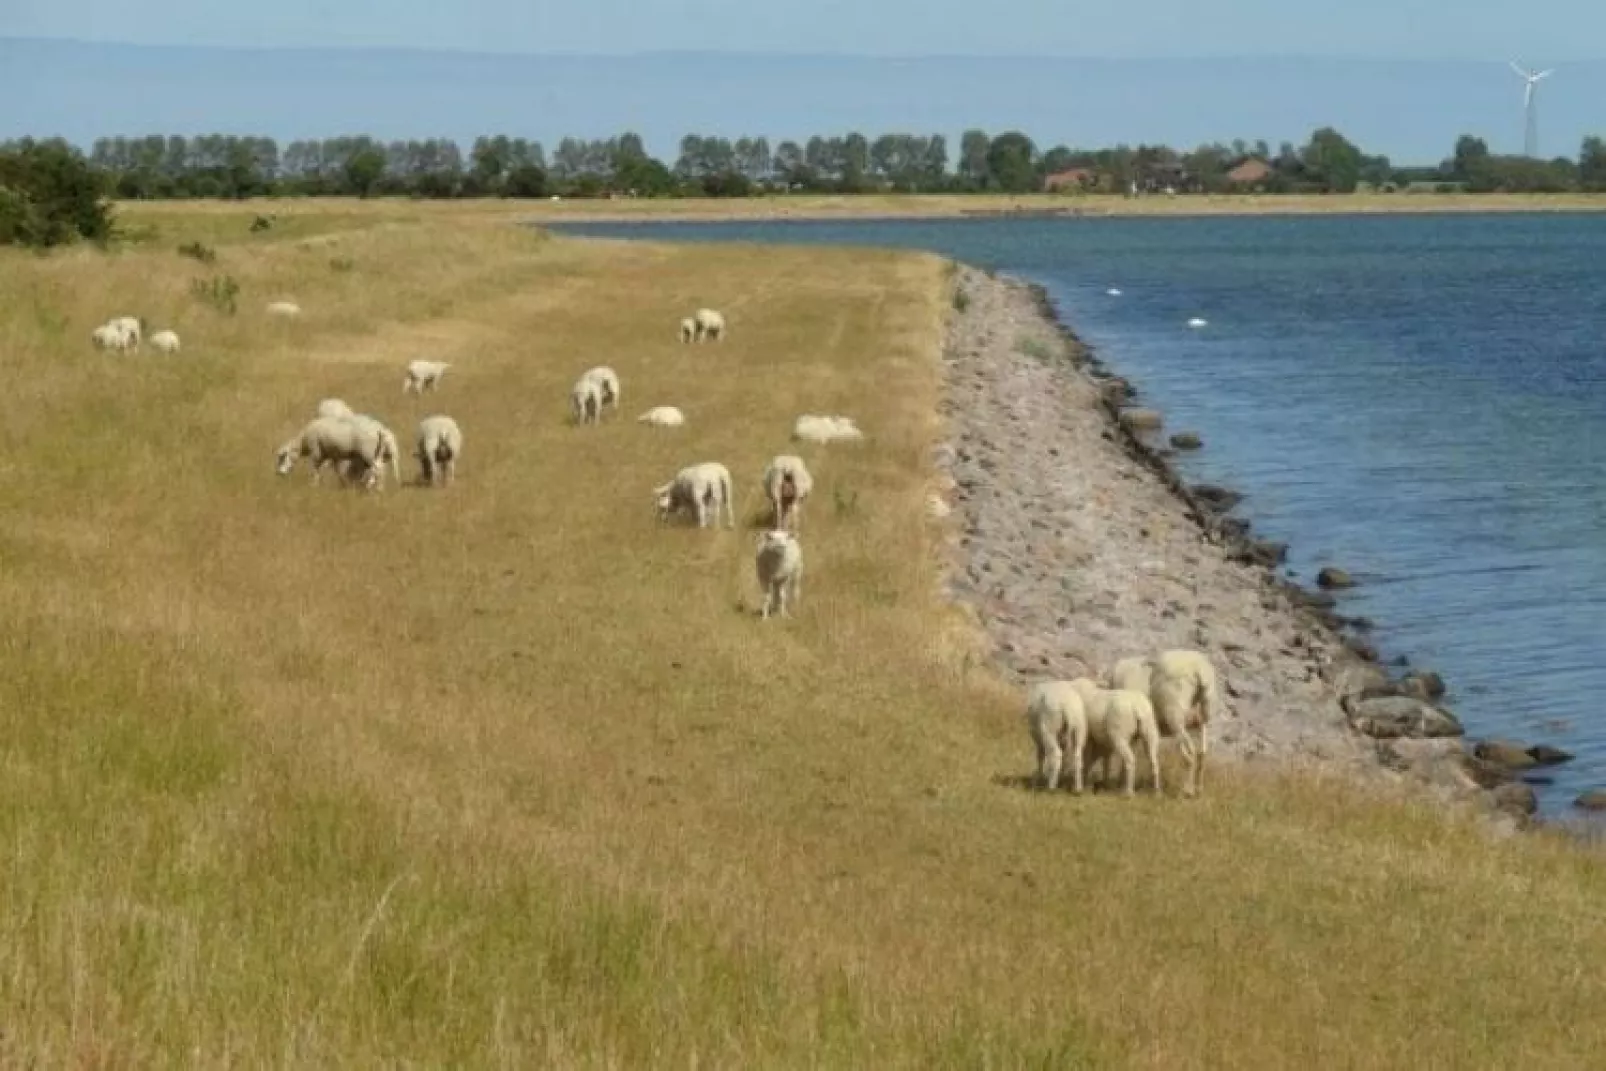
xmin=1107 ymin=288 xmax=1123 ymax=296
xmin=1187 ymin=317 xmax=1209 ymax=329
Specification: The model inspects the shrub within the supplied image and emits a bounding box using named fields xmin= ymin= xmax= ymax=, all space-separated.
xmin=190 ymin=275 xmax=241 ymax=315
xmin=0 ymin=138 xmax=115 ymax=248
xmin=177 ymin=240 xmax=218 ymax=264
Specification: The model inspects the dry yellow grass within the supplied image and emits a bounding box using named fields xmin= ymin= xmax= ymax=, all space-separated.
xmin=3 ymin=198 xmax=1606 ymax=1067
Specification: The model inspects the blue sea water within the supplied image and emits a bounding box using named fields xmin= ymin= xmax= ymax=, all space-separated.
xmin=558 ymin=213 xmax=1606 ymax=818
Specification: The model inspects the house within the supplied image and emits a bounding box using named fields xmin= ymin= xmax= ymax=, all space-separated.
xmin=1224 ymin=158 xmax=1273 ymax=188
xmin=1043 ymin=167 xmax=1096 ymax=193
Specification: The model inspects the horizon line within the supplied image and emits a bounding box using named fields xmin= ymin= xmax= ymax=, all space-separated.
xmin=0 ymin=34 xmax=1599 ymax=67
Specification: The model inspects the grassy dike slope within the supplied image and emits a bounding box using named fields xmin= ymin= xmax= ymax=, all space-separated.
xmin=1 ymin=200 xmax=1605 ymax=1067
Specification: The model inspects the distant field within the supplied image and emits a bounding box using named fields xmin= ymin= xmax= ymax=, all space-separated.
xmin=3 ymin=198 xmax=1606 ymax=1065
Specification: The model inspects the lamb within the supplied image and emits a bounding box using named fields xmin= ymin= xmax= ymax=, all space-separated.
xmin=1023 ymin=682 xmax=1089 ymax=793
xmin=654 ymin=461 xmax=735 ymax=529
xmin=578 ymin=365 xmax=620 ymax=415
xmin=637 ymin=406 xmax=685 ymax=428
xmin=571 ymin=375 xmax=604 ymax=425
xmin=91 ymin=322 xmax=134 ymax=353
xmin=692 ymin=308 xmax=726 ymax=342
xmin=148 ymin=329 xmax=181 ymax=355
xmin=1108 ymin=649 xmax=1222 ymax=797
xmin=761 ymin=454 xmax=814 ymax=531
xmin=414 ymin=415 xmax=463 ymax=488
xmin=403 ymin=359 xmax=451 ymax=395
xmin=274 ymin=415 xmax=389 ymax=490
xmin=753 ymin=529 xmax=804 ymax=620
xmin=316 ymin=398 xmax=355 ymax=421
xmin=792 ymin=414 xmax=864 ymax=445
xmin=678 ymin=318 xmax=697 ymax=343
xmin=1065 ymin=678 xmax=1163 ymax=797
xmin=266 ymin=301 xmax=302 ymax=318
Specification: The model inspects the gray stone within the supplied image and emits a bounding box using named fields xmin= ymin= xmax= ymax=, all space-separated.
xmin=1316 ymin=566 xmax=1355 ymax=590
xmin=1169 ymin=431 xmax=1203 ymax=450
xmin=1344 ymin=696 xmax=1465 ymax=739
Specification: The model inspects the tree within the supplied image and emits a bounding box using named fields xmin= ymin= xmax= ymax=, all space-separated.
xmin=342 ymin=146 xmax=387 ymax=198
xmin=0 ymin=138 xmax=114 ymax=247
xmin=1582 ymin=136 xmax=1606 ymax=191
xmin=1300 ymin=127 xmax=1363 ymax=193
xmin=985 ymin=132 xmax=1038 ymax=192
xmin=957 ymin=129 xmax=990 ymax=189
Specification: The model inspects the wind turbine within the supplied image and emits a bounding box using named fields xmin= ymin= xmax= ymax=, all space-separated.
xmin=1509 ymin=61 xmax=1555 ymax=158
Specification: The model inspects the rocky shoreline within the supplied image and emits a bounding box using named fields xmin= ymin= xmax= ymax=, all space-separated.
xmin=934 ymin=265 xmax=1588 ymax=832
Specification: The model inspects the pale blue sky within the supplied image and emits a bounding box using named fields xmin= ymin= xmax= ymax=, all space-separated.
xmin=4 ymin=0 xmax=1602 ymax=60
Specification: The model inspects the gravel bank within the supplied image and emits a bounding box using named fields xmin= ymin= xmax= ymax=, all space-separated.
xmin=935 ymin=265 xmax=1548 ymax=827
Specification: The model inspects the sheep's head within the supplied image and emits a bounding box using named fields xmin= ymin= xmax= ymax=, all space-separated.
xmin=757 ymin=529 xmax=795 ymax=555
xmin=653 ymin=482 xmax=676 ymax=518
xmin=274 ymin=442 xmax=297 ymax=475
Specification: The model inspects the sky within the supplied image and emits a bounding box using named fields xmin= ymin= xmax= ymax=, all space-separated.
xmin=3 ymin=4 xmax=1604 ymax=164
xmin=4 ymin=0 xmax=1603 ymax=60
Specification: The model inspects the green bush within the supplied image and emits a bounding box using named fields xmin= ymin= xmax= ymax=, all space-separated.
xmin=190 ymin=275 xmax=241 ymax=315
xmin=0 ymin=138 xmax=114 ymax=248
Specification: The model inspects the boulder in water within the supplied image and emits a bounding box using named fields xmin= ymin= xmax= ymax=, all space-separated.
xmin=1316 ymin=566 xmax=1355 ymax=590
xmin=1118 ymin=407 xmax=1163 ymax=432
xmin=1169 ymin=431 xmax=1203 ymax=450
xmin=1344 ymin=695 xmax=1465 ymax=739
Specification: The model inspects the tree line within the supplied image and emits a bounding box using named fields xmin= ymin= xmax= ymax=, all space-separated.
xmin=5 ymin=126 xmax=1606 ymax=248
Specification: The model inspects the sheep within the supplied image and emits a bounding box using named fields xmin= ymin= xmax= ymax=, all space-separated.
xmin=1108 ymin=649 xmax=1222 ymax=797
xmin=579 ymin=365 xmax=621 ymax=415
xmin=762 ymin=454 xmax=814 ymax=531
xmin=571 ymin=375 xmax=604 ymax=425
xmin=148 ymin=329 xmax=181 ymax=355
xmin=343 ymin=413 xmax=404 ymax=490
xmin=792 ymin=414 xmax=864 ymax=445
xmin=693 ymin=308 xmax=726 ymax=342
xmin=91 ymin=322 xmax=134 ymax=353
xmin=403 ymin=359 xmax=451 ymax=395
xmin=637 ymin=406 xmax=685 ymax=428
xmin=753 ymin=529 xmax=804 ymax=619
xmin=678 ymin=318 xmax=696 ymax=344
xmin=1065 ymin=678 xmax=1163 ymax=798
xmin=109 ymin=316 xmax=142 ymax=350
xmin=274 ymin=415 xmax=389 ymax=490
xmin=654 ymin=461 xmax=735 ymax=529
xmin=316 ymin=398 xmax=355 ymax=421
xmin=266 ymin=301 xmax=302 ymax=318
xmin=415 ymin=415 xmax=463 ymax=488
xmin=1024 ymin=681 xmax=1089 ymax=793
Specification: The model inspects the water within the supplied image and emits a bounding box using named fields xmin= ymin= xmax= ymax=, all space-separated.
xmin=558 ymin=213 xmax=1606 ymax=817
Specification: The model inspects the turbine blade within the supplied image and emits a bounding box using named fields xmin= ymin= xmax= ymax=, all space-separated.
xmin=1536 ymin=69 xmax=1555 ymax=80
xmin=1509 ymin=60 xmax=1529 ymax=77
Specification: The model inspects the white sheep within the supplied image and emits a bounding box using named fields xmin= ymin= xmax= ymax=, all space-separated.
xmin=1108 ymin=649 xmax=1222 ymax=797
xmin=1024 ymin=681 xmax=1089 ymax=793
xmin=571 ymin=375 xmax=604 ymax=425
xmin=1066 ymin=678 xmax=1163 ymax=797
xmin=753 ymin=529 xmax=804 ymax=620
xmin=316 ymin=398 xmax=355 ymax=421
xmin=403 ymin=359 xmax=451 ymax=395
xmin=637 ymin=406 xmax=685 ymax=428
xmin=678 ymin=318 xmax=696 ymax=344
xmin=693 ymin=308 xmax=726 ymax=342
xmin=414 ymin=415 xmax=463 ymax=488
xmin=266 ymin=301 xmax=302 ymax=318
xmin=578 ymin=365 xmax=620 ymax=415
xmin=654 ymin=461 xmax=735 ymax=529
xmin=762 ymin=454 xmax=814 ymax=531
xmin=148 ymin=329 xmax=181 ymax=355
xmin=343 ymin=413 xmax=404 ymax=490
xmin=792 ymin=414 xmax=864 ymax=445
xmin=109 ymin=316 xmax=143 ymax=350
xmin=274 ymin=415 xmax=389 ymax=490
xmin=91 ymin=322 xmax=134 ymax=353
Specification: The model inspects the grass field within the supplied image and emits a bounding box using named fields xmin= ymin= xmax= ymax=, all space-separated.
xmin=3 ymin=199 xmax=1606 ymax=1066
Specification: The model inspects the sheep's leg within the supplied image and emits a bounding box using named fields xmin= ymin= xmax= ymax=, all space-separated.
xmin=1144 ymin=732 xmax=1163 ymax=796
xmin=1068 ymin=734 xmax=1085 ymax=795
xmin=760 ymin=584 xmax=774 ymax=620
xmin=444 ymin=459 xmax=455 ymax=487
xmin=694 ymin=499 xmax=708 ymax=528
xmin=1113 ymin=739 xmax=1137 ymax=797
xmin=1041 ymin=735 xmax=1063 ymax=792
xmin=1194 ymin=724 xmax=1208 ymax=795
xmin=1175 ymin=734 xmax=1199 ymax=798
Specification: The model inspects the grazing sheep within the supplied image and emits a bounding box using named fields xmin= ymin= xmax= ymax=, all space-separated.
xmin=109 ymin=316 xmax=143 ymax=350
xmin=403 ymin=359 xmax=451 ymax=395
xmin=414 ymin=415 xmax=463 ymax=488
xmin=762 ymin=454 xmax=814 ymax=530
xmin=571 ymin=375 xmax=604 ymax=425
xmin=678 ymin=318 xmax=696 ymax=344
xmin=654 ymin=461 xmax=735 ymax=529
xmin=91 ymin=322 xmax=134 ymax=353
xmin=753 ymin=529 xmax=804 ymax=619
xmin=344 ymin=413 xmax=404 ymax=490
xmin=693 ymin=308 xmax=726 ymax=342
xmin=148 ymin=329 xmax=181 ymax=355
xmin=1024 ymin=681 xmax=1089 ymax=793
xmin=274 ymin=415 xmax=389 ymax=490
xmin=1066 ymin=678 xmax=1163 ymax=798
xmin=316 ymin=398 xmax=355 ymax=421
xmin=579 ymin=365 xmax=621 ymax=414
xmin=266 ymin=301 xmax=302 ymax=318
xmin=1108 ymin=649 xmax=1222 ymax=797
xmin=792 ymin=414 xmax=864 ymax=445
xmin=637 ymin=406 xmax=685 ymax=428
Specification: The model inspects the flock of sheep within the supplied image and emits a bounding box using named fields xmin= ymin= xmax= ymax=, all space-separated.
xmin=93 ymin=294 xmax=1220 ymax=800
